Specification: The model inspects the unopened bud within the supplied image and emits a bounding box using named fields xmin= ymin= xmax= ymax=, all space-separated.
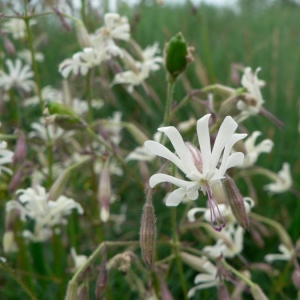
xmin=165 ymin=32 xmax=188 ymax=80
xmin=95 ymin=246 xmax=108 ymax=299
xmin=76 ymin=21 xmax=91 ymax=48
xmin=140 ymin=190 xmax=156 ymax=268
xmin=13 ymin=131 xmax=27 ymax=165
xmin=250 ymin=284 xmax=269 ymax=300
xmin=98 ymin=164 xmax=111 ymax=222
xmin=65 ymin=281 xmax=79 ymax=300
xmin=77 ymin=280 xmax=89 ymax=300
xmin=4 ymin=37 xmax=16 ymax=55
xmin=158 ymin=274 xmax=174 ymax=300
xmin=126 ymin=123 xmax=149 ymax=144
xmin=292 ymin=269 xmax=300 ymax=291
xmin=223 ymin=176 xmax=249 ymax=230
xmin=3 ymin=231 xmax=18 ymax=253
xmin=218 ymin=282 xmax=231 ymax=300
xmin=179 ymin=252 xmax=211 ymax=273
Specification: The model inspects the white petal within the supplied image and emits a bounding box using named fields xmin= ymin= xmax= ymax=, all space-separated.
xmin=158 ymin=126 xmax=198 ymax=174
xmin=187 ymin=207 xmax=208 ymax=222
xmin=165 ymin=188 xmax=186 ymax=206
xmin=149 ymin=173 xmax=191 ymax=188
xmin=196 ymin=114 xmax=212 ymax=175
xmin=144 ymin=140 xmax=185 ymax=173
xmin=217 ymin=133 xmax=247 ymax=176
xmin=211 ymin=116 xmax=238 ymax=170
xmin=225 ymin=152 xmax=245 ymax=170
xmin=194 ymin=273 xmax=217 ymax=284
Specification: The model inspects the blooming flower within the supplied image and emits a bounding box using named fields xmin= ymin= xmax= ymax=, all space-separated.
xmin=18 ymin=49 xmax=44 ymax=65
xmin=145 ymin=114 xmax=247 ymax=231
xmin=240 ymin=131 xmax=273 ymax=168
xmin=0 ymin=59 xmax=35 ymax=92
xmin=6 ymin=185 xmax=83 ymax=242
xmin=264 ymin=163 xmax=292 ymax=193
xmin=236 ymin=67 xmax=264 ymax=121
xmin=265 ymin=244 xmax=294 ymax=263
xmin=3 ymin=18 xmax=36 ymax=40
xmin=111 ymin=63 xmax=151 ymax=93
xmin=0 ymin=141 xmax=14 ymax=175
xmin=91 ymin=13 xmax=130 ymax=57
xmin=136 ymin=42 xmax=164 ymax=72
xmin=203 ymin=225 xmax=244 ymax=258
xmin=59 ymin=47 xmax=107 ymax=78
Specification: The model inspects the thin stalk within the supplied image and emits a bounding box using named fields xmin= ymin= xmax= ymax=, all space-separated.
xmin=23 ymin=0 xmax=54 ymax=186
xmin=86 ymin=70 xmax=93 ymax=123
xmin=221 ymin=259 xmax=255 ymax=287
xmin=250 ymin=212 xmax=294 ymax=250
xmin=162 ymin=80 xmax=176 ymax=127
xmin=171 ymin=207 xmax=188 ymax=300
xmin=0 ymin=259 xmax=38 ymax=300
xmin=81 ymin=0 xmax=87 ymax=24
xmin=86 ymin=127 xmax=144 ymax=189
xmin=70 ymin=241 xmax=140 ymax=284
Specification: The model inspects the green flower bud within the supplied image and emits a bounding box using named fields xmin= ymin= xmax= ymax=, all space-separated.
xmin=165 ymin=32 xmax=188 ymax=80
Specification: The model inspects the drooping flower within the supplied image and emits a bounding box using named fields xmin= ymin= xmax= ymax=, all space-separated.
xmin=187 ymin=260 xmax=219 ymax=298
xmin=236 ymin=67 xmax=264 ymax=121
xmin=264 ymin=244 xmax=294 ymax=263
xmin=0 ymin=59 xmax=35 ymax=92
xmin=240 ymin=131 xmax=273 ymax=168
xmin=70 ymin=247 xmax=88 ymax=272
xmin=6 ymin=185 xmax=83 ymax=242
xmin=145 ymin=114 xmax=247 ymax=231
xmin=0 ymin=141 xmax=14 ymax=175
xmin=264 ymin=163 xmax=292 ymax=193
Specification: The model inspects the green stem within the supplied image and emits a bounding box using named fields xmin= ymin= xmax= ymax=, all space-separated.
xmin=86 ymin=70 xmax=93 ymax=123
xmin=171 ymin=207 xmax=188 ymax=300
xmin=0 ymin=259 xmax=38 ymax=300
xmin=250 ymin=212 xmax=294 ymax=250
xmin=81 ymin=0 xmax=87 ymax=24
xmin=23 ymin=0 xmax=54 ymax=187
xmin=221 ymin=259 xmax=255 ymax=287
xmin=162 ymin=80 xmax=176 ymax=127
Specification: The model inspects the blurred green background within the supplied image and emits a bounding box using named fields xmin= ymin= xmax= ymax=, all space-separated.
xmin=1 ymin=0 xmax=300 ymax=299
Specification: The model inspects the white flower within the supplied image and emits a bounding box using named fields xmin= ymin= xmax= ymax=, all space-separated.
xmin=6 ymin=185 xmax=83 ymax=242
xmin=111 ymin=63 xmax=151 ymax=93
xmin=126 ymin=132 xmax=162 ymax=162
xmin=240 ymin=131 xmax=273 ymax=168
xmin=105 ymin=111 xmax=123 ymax=145
xmin=0 ymin=141 xmax=14 ymax=175
xmin=59 ymin=47 xmax=107 ymax=78
xmin=187 ymin=197 xmax=254 ymax=228
xmin=145 ymin=114 xmax=247 ymax=231
xmin=24 ymin=85 xmax=63 ymax=106
xmin=70 ymin=247 xmax=88 ymax=272
xmin=203 ymin=225 xmax=244 ymax=258
xmin=91 ymin=13 xmax=130 ymax=57
xmin=3 ymin=18 xmax=36 ymax=40
xmin=264 ymin=163 xmax=292 ymax=193
xmin=136 ymin=42 xmax=163 ymax=72
xmin=236 ymin=67 xmax=264 ymax=121
xmin=18 ymin=49 xmax=44 ymax=64
xmin=188 ymin=260 xmax=218 ymax=298
xmin=264 ymin=244 xmax=294 ymax=263
xmin=0 ymin=59 xmax=35 ymax=92
xmin=29 ymin=118 xmax=74 ymax=142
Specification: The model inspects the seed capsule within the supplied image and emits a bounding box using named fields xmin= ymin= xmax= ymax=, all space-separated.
xmin=224 ymin=176 xmax=250 ymax=230
xmin=140 ymin=191 xmax=156 ymax=268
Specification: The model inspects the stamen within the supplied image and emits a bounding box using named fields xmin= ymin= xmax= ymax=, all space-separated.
xmin=206 ymin=185 xmax=226 ymax=232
